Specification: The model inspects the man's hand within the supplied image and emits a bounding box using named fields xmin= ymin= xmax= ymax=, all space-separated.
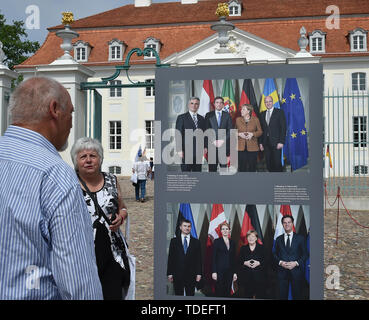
xmin=259 ymin=144 xmax=264 ymax=151
xmin=196 ymin=275 xmax=202 ymax=282
xmin=276 ymin=143 xmax=284 ymax=150
xmin=168 ymin=275 xmax=173 ymax=282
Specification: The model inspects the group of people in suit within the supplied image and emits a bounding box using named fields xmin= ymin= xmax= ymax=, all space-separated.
xmin=175 ymin=95 xmax=286 ymax=172
xmin=167 ymin=215 xmax=308 ymax=300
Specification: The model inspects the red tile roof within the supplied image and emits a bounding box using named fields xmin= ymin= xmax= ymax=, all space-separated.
xmin=17 ymin=0 xmax=369 ymax=68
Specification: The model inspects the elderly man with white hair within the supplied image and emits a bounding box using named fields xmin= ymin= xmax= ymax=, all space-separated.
xmin=0 ymin=77 xmax=103 ymax=300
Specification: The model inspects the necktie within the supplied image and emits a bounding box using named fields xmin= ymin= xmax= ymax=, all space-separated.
xmin=183 ymin=236 xmax=188 ymax=254
xmin=192 ymin=114 xmax=198 ymax=128
xmin=217 ymin=111 xmax=221 ymax=127
xmin=266 ymin=110 xmax=271 ymax=125
xmin=286 ymin=233 xmax=291 ymax=249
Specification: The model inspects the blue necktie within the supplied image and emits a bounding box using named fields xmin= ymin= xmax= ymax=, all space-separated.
xmin=217 ymin=111 xmax=221 ymax=127
xmin=183 ymin=236 xmax=188 ymax=254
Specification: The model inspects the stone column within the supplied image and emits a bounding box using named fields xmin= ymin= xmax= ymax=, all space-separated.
xmin=0 ymin=65 xmax=18 ymax=135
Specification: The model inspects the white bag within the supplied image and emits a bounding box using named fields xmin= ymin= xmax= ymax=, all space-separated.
xmin=122 ymin=217 xmax=136 ymax=300
xmin=130 ymin=172 xmax=137 ymax=184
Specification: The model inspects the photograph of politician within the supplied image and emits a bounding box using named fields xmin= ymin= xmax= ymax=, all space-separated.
xmin=166 ymin=77 xmax=310 ymax=174
xmin=165 ymin=202 xmax=311 ymax=300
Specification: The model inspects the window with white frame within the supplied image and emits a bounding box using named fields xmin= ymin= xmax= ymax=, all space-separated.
xmin=109 ymin=80 xmax=122 ymax=97
xmin=354 ymin=165 xmax=368 ymax=175
xmin=309 ymin=30 xmax=326 ymax=53
xmin=353 ymin=116 xmax=367 ymax=148
xmin=108 ymin=166 xmax=122 ymax=175
xmin=144 ymin=37 xmax=161 ymax=59
xmin=145 ymin=79 xmax=155 ymax=97
xmin=228 ymin=1 xmax=241 ymax=16
xmin=352 ymin=72 xmax=366 ymax=91
xmin=109 ymin=121 xmax=122 ymax=150
xmin=145 ymin=120 xmax=154 ymax=149
xmin=108 ymin=39 xmax=125 ymax=61
xmin=74 ymin=41 xmax=90 ymax=62
xmin=349 ymin=28 xmax=367 ymax=52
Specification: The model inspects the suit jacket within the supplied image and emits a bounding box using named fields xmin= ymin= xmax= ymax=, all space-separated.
xmin=175 ymin=112 xmax=206 ymax=161
xmin=273 ymin=233 xmax=308 ymax=279
xmin=235 ymin=116 xmax=263 ymax=152
xmin=259 ymin=108 xmax=286 ymax=147
xmin=167 ymin=235 xmax=202 ymax=285
xmin=212 ymin=238 xmax=236 ymax=275
xmin=205 ymin=110 xmax=233 ymax=156
xmin=238 ymin=243 xmax=265 ymax=284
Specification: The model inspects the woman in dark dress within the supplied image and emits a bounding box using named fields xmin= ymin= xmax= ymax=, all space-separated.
xmin=71 ymin=137 xmax=130 ymax=300
xmin=238 ymin=230 xmax=266 ymax=299
xmin=212 ymin=222 xmax=237 ymax=297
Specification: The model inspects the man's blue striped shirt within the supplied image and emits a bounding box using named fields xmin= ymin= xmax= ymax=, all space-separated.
xmin=0 ymin=126 xmax=103 ymax=299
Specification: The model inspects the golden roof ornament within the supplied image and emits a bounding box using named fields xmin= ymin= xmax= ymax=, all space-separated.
xmin=62 ymin=12 xmax=74 ymax=26
xmin=215 ymin=3 xmax=230 ymax=18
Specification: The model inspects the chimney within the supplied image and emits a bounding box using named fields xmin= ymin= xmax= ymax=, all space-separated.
xmin=134 ymin=0 xmax=152 ymax=7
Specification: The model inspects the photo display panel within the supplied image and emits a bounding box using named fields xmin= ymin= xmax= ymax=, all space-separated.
xmin=154 ymin=64 xmax=323 ymax=300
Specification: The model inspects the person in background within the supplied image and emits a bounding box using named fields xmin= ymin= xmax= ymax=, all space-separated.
xmin=259 ymin=95 xmax=286 ymax=172
xmin=205 ymin=97 xmax=233 ymax=173
xmin=0 ymin=77 xmax=102 ymax=299
xmin=238 ymin=230 xmax=266 ymax=298
xmin=273 ymin=215 xmax=308 ymax=300
xmin=175 ymin=97 xmax=206 ymax=172
xmin=211 ymin=222 xmax=237 ymax=297
xmin=132 ymin=151 xmax=150 ymax=202
xmin=71 ymin=137 xmax=130 ymax=300
xmin=235 ymin=104 xmax=263 ymax=172
xmin=167 ymin=219 xmax=202 ymax=296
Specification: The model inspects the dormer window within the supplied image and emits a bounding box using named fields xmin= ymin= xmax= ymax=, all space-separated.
xmin=228 ymin=0 xmax=241 ymax=16
xmin=349 ymin=28 xmax=367 ymax=52
xmin=144 ymin=37 xmax=161 ymax=59
xmin=74 ymin=40 xmax=91 ymax=62
xmin=309 ymin=30 xmax=326 ymax=53
xmin=108 ymin=39 xmax=126 ymax=61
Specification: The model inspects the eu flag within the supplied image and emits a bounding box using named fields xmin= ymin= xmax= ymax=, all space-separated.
xmin=281 ymin=78 xmax=309 ymax=171
xmin=176 ymin=203 xmax=198 ymax=239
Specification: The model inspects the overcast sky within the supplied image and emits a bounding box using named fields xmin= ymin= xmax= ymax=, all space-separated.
xmin=1 ymin=0 xmax=175 ymax=44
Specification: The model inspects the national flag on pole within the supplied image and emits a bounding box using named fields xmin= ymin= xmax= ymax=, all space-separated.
xmin=175 ymin=203 xmax=198 ymax=239
xmin=198 ymin=80 xmax=215 ymax=117
xmin=273 ymin=204 xmax=295 ymax=300
xmin=204 ymin=204 xmax=227 ymax=293
xmin=135 ymin=145 xmax=142 ymax=162
xmin=281 ymin=78 xmax=309 ymax=171
xmin=260 ymin=78 xmax=284 ymax=166
xmin=239 ymin=205 xmax=263 ymax=251
xmin=326 ymin=145 xmax=333 ymax=168
xmin=239 ymin=79 xmax=259 ymax=118
xmin=259 ymin=78 xmax=280 ymax=113
xmin=221 ymin=80 xmax=237 ymax=122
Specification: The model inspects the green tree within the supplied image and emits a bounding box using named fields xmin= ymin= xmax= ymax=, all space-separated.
xmin=0 ymin=10 xmax=40 ymax=70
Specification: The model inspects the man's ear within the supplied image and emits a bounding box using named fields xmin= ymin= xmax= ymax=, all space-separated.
xmin=49 ymin=99 xmax=60 ymax=120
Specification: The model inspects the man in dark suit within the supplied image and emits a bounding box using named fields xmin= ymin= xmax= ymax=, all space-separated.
xmin=175 ymin=97 xmax=206 ymax=172
xmin=167 ymin=219 xmax=202 ymax=296
xmin=273 ymin=215 xmax=308 ymax=300
xmin=259 ymin=95 xmax=286 ymax=172
xmin=205 ymin=96 xmax=233 ymax=172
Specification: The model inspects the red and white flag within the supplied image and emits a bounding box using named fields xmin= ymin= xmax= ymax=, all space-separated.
xmin=198 ymin=80 xmax=215 ymax=117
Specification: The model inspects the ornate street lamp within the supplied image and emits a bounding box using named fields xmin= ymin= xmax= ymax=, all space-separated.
xmin=211 ymin=3 xmax=235 ymax=53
